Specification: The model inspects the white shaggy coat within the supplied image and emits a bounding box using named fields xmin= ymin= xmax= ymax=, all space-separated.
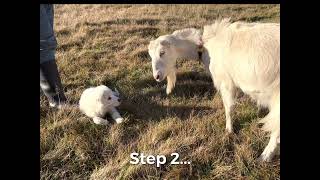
xmin=148 ymin=28 xmax=208 ymax=94
xmin=148 ymin=18 xmax=280 ymax=162
xmin=79 ymin=85 xmax=124 ymax=125
xmin=203 ymin=18 xmax=280 ymax=162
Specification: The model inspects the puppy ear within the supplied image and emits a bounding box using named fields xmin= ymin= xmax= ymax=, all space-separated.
xmin=94 ymin=87 xmax=104 ymax=102
xmin=95 ymin=94 xmax=103 ymax=103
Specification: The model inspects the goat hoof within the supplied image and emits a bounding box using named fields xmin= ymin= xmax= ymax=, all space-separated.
xmin=258 ymin=154 xmax=272 ymax=163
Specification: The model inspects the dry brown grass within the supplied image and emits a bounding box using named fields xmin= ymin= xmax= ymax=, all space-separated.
xmin=40 ymin=4 xmax=280 ymax=179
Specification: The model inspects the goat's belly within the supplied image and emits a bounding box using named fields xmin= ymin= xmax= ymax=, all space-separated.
xmin=226 ymin=53 xmax=279 ymax=86
xmin=232 ymin=71 xmax=277 ymax=92
xmin=232 ymin=73 xmax=278 ymax=107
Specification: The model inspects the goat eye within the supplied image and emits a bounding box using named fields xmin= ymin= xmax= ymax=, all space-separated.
xmin=108 ymin=97 xmax=111 ymax=100
xmin=160 ymin=51 xmax=165 ymax=57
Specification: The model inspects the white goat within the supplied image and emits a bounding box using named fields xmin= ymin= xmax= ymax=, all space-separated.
xmin=148 ymin=18 xmax=280 ymax=162
xmin=148 ymin=28 xmax=209 ymax=94
xmin=204 ymin=18 xmax=280 ymax=162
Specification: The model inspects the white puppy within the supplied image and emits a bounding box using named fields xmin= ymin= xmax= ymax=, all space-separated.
xmin=79 ymin=85 xmax=124 ymax=125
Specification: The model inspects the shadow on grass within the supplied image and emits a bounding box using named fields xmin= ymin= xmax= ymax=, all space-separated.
xmin=233 ymin=112 xmax=257 ymax=135
xmin=111 ymin=71 xmax=217 ymax=125
xmin=121 ymin=100 xmax=215 ymax=122
xmin=133 ymin=71 xmax=215 ymax=99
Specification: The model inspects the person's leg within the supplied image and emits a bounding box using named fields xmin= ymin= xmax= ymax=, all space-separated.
xmin=40 ymin=4 xmax=67 ymax=108
xmin=40 ymin=61 xmax=66 ymax=107
xmin=40 ymin=4 xmax=56 ymax=63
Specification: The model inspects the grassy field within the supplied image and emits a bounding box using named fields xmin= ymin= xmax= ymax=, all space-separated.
xmin=40 ymin=4 xmax=280 ymax=179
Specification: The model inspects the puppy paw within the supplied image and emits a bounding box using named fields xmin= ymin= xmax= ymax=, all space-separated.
xmin=115 ymin=117 xmax=124 ymax=124
xmin=93 ymin=117 xmax=109 ymax=125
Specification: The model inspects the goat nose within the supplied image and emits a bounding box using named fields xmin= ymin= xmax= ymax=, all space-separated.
xmin=118 ymin=98 xmax=121 ymax=102
xmin=156 ymin=74 xmax=160 ymax=80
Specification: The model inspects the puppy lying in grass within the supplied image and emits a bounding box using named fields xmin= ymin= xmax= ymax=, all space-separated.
xmin=79 ymin=85 xmax=124 ymax=125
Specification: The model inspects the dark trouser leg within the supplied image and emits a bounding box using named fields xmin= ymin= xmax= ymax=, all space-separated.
xmin=40 ymin=4 xmax=66 ymax=107
xmin=40 ymin=60 xmax=66 ymax=107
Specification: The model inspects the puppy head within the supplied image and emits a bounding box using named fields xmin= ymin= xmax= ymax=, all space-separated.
xmin=95 ymin=85 xmax=121 ymax=107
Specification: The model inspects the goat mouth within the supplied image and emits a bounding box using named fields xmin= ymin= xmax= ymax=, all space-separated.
xmin=155 ymin=76 xmax=165 ymax=82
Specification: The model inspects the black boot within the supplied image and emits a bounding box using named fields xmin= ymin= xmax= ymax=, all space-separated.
xmin=40 ymin=60 xmax=67 ymax=108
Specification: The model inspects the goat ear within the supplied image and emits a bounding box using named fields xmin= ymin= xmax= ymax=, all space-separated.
xmin=197 ymin=38 xmax=204 ymax=48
